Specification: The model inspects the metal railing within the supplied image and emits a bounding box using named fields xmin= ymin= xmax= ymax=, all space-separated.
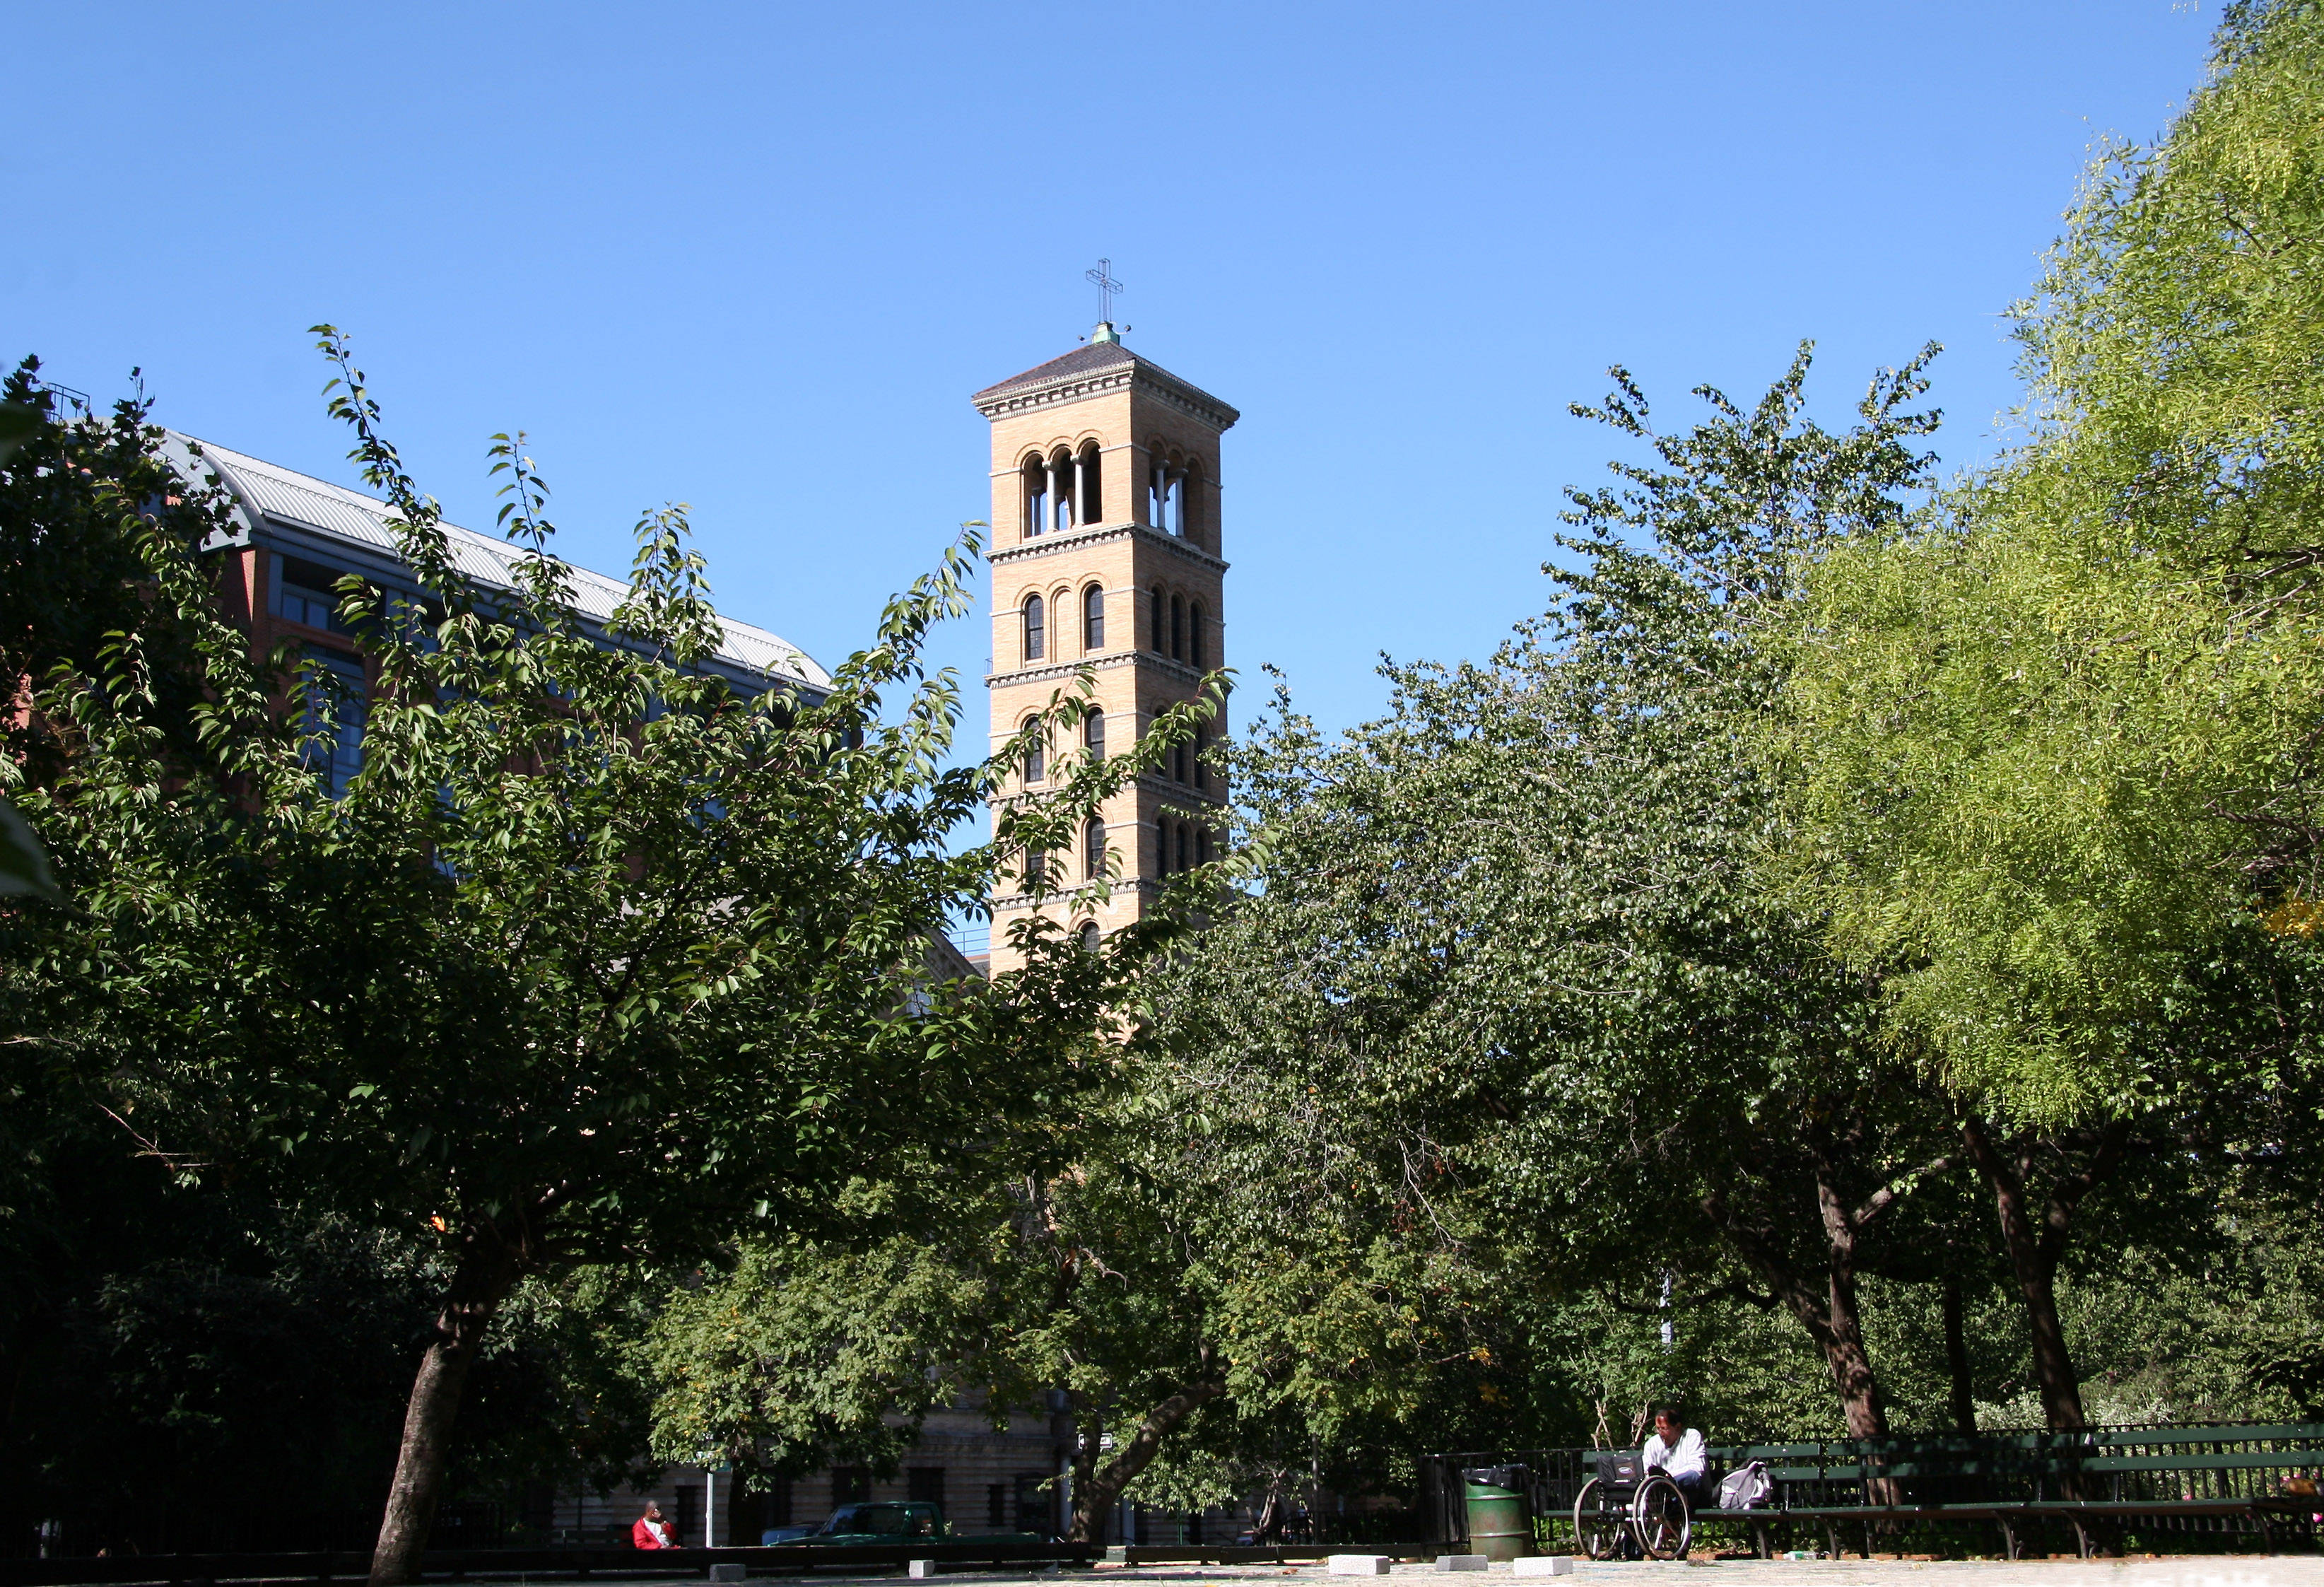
xmin=1419 ymin=1421 xmax=2324 ymax=1550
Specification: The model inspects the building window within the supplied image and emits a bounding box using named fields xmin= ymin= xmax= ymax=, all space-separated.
xmin=1170 ymin=596 xmax=1185 ymax=662
xmin=1076 ymin=440 xmax=1103 ymax=526
xmin=271 ymin=553 xmax=354 ymax=633
xmin=1150 ymin=586 xmax=1166 ymax=654
xmin=1015 ymin=1475 xmax=1050 ymax=1535
xmin=1156 ymin=821 xmax=1173 ymax=876
xmin=1023 ymin=719 xmax=1045 ymax=784
xmin=1076 ymin=919 xmax=1101 ymax=953
xmin=1191 ymin=725 xmax=1205 ymax=791
xmin=1023 ymin=595 xmax=1045 ymax=662
xmin=1150 ymin=455 xmax=1185 ymax=536
xmin=1022 ymin=457 xmax=1048 ymax=540
xmin=1024 ymin=845 xmax=1048 ymax=890
xmin=1197 ymin=828 xmax=1214 ymax=866
xmin=1084 ymin=707 xmax=1105 ymax=759
xmin=908 ymin=1468 xmax=945 ymax=1507
xmin=760 ymin=1476 xmax=794 ymax=1533
xmin=1083 ymin=584 xmax=1105 ymax=651
xmin=300 ymin=645 xmax=366 ymax=798
xmin=1177 ymin=823 xmax=1191 ymax=873
xmin=1180 ymin=462 xmax=1201 ymax=541
xmin=834 ymin=1468 xmax=872 ymax=1506
xmin=1052 ymin=449 xmax=1076 ymax=534
xmin=1084 ymin=816 xmax=1105 ymax=880
xmin=730 ymin=1475 xmax=794 ymax=1544
xmin=987 ymin=1484 xmax=1007 ymax=1529
xmin=1189 ymin=602 xmax=1207 ymax=669
xmin=673 ymin=1485 xmax=704 ymax=1548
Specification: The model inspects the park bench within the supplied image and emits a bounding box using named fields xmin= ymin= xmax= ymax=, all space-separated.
xmin=1686 ymin=1423 xmax=2324 ymax=1559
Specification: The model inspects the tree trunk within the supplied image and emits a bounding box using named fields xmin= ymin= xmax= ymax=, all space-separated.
xmin=1959 ymin=1117 xmax=2128 ymax=1435
xmin=1252 ymin=1482 xmax=1285 ymax=1545
xmin=369 ymin=1237 xmax=524 ymax=1586
xmin=1710 ymin=1185 xmax=1890 ymax=1441
xmin=1812 ymin=1258 xmax=1889 ymax=1440
xmin=1940 ymin=1277 xmax=1977 ymax=1434
xmin=1064 ymin=1381 xmax=1226 ymax=1544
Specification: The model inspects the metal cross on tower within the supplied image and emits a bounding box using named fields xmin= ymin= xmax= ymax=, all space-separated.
xmin=1085 ymin=258 xmax=1125 ymax=323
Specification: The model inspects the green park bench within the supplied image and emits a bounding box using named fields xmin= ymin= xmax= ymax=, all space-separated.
xmin=1685 ymin=1424 xmax=2324 ymax=1559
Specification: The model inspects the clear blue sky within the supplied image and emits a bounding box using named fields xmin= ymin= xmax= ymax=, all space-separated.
xmin=8 ymin=1 xmax=2214 ymax=739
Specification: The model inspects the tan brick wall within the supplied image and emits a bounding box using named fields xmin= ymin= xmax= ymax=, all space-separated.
xmin=979 ymin=349 xmax=1233 ymax=976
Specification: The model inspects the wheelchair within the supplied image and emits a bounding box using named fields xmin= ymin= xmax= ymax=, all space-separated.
xmin=1571 ymin=1450 xmax=1692 ymax=1561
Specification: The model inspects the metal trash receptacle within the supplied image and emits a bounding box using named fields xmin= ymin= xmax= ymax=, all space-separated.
xmin=1460 ymin=1465 xmax=1534 ymax=1562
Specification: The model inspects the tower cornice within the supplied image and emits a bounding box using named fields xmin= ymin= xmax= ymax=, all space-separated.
xmin=984 ymin=649 xmax=1218 ymax=691
xmin=989 ymin=520 xmax=1228 ymax=575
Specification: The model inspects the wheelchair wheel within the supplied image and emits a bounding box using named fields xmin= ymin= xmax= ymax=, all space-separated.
xmin=1573 ymin=1477 xmax=1624 ymax=1561
xmin=1632 ymin=1474 xmax=1691 ymax=1560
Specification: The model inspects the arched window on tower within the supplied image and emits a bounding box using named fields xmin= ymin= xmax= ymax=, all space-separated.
xmin=1191 ymin=723 xmax=1206 ymax=791
xmin=1076 ymin=441 xmax=1103 ymax=525
xmin=1076 ymin=919 xmax=1101 ymax=954
xmin=1084 ymin=706 xmax=1105 ymax=759
xmin=1050 ymin=448 xmax=1076 ymax=534
xmin=1083 ymin=584 xmax=1105 ymax=652
xmin=1157 ymin=819 xmax=1175 ymax=876
xmin=1176 ymin=822 xmax=1191 ymax=874
xmin=1197 ymin=827 xmax=1213 ymax=867
xmin=1180 ymin=462 xmax=1201 ymax=542
xmin=1151 ymin=459 xmax=1186 ymax=536
xmin=1084 ymin=816 xmax=1105 ymax=881
xmin=1023 ymin=718 xmax=1045 ymax=784
xmin=1023 ymin=594 xmax=1045 ymax=662
xmin=1189 ymin=602 xmax=1207 ymax=669
xmin=1173 ymin=739 xmax=1188 ymax=785
xmin=1150 ymin=585 xmax=1166 ymax=654
xmin=1022 ymin=456 xmax=1048 ymax=540
xmin=1170 ymin=595 xmax=1185 ymax=662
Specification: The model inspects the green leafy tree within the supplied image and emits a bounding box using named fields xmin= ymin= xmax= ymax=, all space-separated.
xmin=646 ymin=1012 xmax=1489 ymax=1545
xmin=1157 ymin=350 xmax=1959 ymax=1441
xmin=1 ymin=332 xmax=1182 ymax=1583
xmin=1775 ymin=0 xmax=2324 ymax=1116
xmin=1770 ymin=0 xmax=2324 ymax=1430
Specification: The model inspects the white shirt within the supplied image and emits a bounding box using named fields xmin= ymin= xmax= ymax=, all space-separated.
xmin=1643 ymin=1427 xmax=1706 ymax=1483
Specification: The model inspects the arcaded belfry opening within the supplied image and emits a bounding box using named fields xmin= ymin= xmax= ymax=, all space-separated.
xmin=1076 ymin=440 xmax=1103 ymax=525
xmin=1021 ymin=455 xmax=1049 ymax=539
xmin=973 ymin=326 xmax=1236 ymax=983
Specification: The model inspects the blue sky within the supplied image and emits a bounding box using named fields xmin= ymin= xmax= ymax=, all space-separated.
xmin=8 ymin=1 xmax=2214 ymax=741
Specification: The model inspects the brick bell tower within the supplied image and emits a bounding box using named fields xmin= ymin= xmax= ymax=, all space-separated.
xmin=973 ymin=316 xmax=1238 ymax=976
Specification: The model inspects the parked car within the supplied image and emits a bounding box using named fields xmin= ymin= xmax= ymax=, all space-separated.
xmin=765 ymin=1502 xmax=1053 ymax=1548
xmin=777 ymin=1501 xmax=949 ymax=1544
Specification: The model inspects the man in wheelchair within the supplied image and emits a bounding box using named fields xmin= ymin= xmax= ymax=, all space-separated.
xmin=1642 ymin=1403 xmax=1707 ymax=1504
xmin=1573 ymin=1402 xmax=1706 ymax=1560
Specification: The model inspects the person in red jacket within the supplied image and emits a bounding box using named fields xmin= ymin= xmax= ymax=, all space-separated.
xmin=633 ymin=1502 xmax=679 ymax=1550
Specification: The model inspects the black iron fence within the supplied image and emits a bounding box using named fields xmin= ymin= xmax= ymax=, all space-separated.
xmin=1419 ymin=1421 xmax=2324 ymax=1552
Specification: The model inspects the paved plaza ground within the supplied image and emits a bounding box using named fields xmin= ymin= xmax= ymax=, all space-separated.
xmin=568 ymin=1557 xmax=2323 ymax=1587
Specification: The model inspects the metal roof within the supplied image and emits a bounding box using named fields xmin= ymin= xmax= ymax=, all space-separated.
xmin=178 ymin=435 xmax=832 ymax=689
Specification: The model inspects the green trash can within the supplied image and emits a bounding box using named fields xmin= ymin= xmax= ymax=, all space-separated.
xmin=1462 ymin=1465 xmax=1534 ymax=1562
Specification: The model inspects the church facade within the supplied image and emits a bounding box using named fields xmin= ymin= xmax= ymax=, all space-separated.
xmin=973 ymin=322 xmax=1238 ymax=972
